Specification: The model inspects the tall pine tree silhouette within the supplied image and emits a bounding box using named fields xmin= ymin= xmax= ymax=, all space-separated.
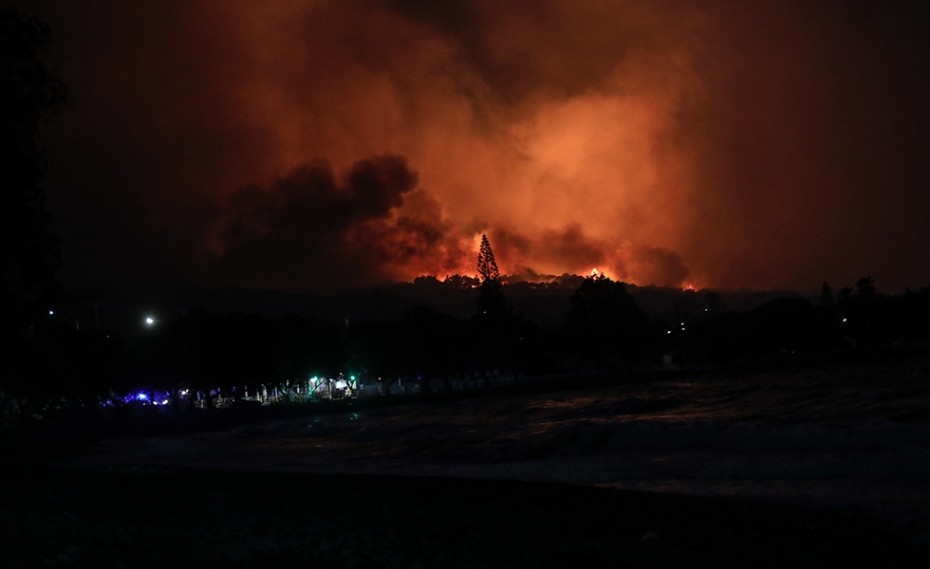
xmin=472 ymin=233 xmax=515 ymax=382
xmin=477 ymin=234 xmax=499 ymax=283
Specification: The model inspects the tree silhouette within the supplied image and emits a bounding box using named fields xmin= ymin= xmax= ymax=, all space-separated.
xmin=471 ymin=233 xmax=516 ymax=381
xmin=840 ymin=276 xmax=886 ymax=348
xmin=855 ymin=276 xmax=877 ymax=299
xmin=819 ymin=281 xmax=834 ymax=307
xmin=1 ymin=8 xmax=67 ymax=403
xmin=1 ymin=8 xmax=66 ymax=320
xmin=564 ymin=273 xmax=650 ymax=372
xmin=477 ymin=234 xmax=500 ymax=283
xmin=476 ymin=234 xmax=507 ymax=317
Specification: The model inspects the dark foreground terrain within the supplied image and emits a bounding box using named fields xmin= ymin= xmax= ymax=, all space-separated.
xmin=3 ymin=463 xmax=927 ymax=569
xmin=5 ymin=354 xmax=930 ymax=567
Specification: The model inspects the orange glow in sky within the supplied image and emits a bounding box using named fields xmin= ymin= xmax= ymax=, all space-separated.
xmin=28 ymin=0 xmax=930 ymax=294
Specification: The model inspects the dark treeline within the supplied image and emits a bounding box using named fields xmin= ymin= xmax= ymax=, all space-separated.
xmin=684 ymin=278 xmax=930 ymax=366
xmin=5 ymin=270 xmax=930 ymax=419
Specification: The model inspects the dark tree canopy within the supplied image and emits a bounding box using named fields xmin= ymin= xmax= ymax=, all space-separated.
xmin=820 ymin=281 xmax=834 ymax=307
xmin=1 ymin=9 xmax=66 ymax=324
xmin=564 ymin=273 xmax=650 ymax=370
xmin=1 ymin=8 xmax=67 ymax=397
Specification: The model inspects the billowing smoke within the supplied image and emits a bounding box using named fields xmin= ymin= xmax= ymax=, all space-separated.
xmin=214 ymin=154 xmax=471 ymax=291
xmin=210 ymin=150 xmax=693 ymax=290
xmin=484 ymin=223 xmax=689 ymax=286
xmin=29 ymin=0 xmax=930 ymax=293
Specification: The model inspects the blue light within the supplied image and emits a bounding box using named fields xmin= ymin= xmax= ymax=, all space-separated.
xmin=135 ymin=392 xmax=149 ymax=402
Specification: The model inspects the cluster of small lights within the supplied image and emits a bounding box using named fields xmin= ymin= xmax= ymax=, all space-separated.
xmin=123 ymin=391 xmax=174 ymax=406
xmin=110 ymin=333 xmax=365 ymax=408
xmin=98 ymin=374 xmax=372 ymax=410
xmin=666 ymin=322 xmax=687 ymax=334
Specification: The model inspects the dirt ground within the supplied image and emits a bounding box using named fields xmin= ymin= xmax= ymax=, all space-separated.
xmin=5 ymin=360 xmax=930 ymax=567
xmin=2 ymin=462 xmax=928 ymax=568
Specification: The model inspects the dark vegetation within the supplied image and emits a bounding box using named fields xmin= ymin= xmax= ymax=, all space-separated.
xmin=6 ymin=265 xmax=930 ymax=421
xmin=1 ymin=6 xmax=68 ymax=416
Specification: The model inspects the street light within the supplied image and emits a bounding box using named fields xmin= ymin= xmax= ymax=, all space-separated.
xmin=144 ymin=315 xmax=157 ymax=327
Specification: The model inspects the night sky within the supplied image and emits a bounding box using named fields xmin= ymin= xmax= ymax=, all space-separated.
xmin=23 ymin=0 xmax=930 ymax=295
